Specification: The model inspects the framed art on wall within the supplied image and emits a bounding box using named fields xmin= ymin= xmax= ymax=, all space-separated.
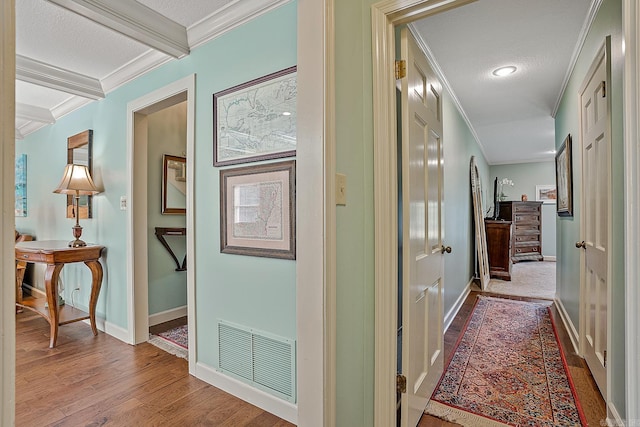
xmin=220 ymin=160 xmax=295 ymax=259
xmin=555 ymin=134 xmax=573 ymax=216
xmin=15 ymin=154 xmax=27 ymax=217
xmin=213 ymin=66 xmax=297 ymax=166
xmin=536 ymin=185 xmax=557 ymax=204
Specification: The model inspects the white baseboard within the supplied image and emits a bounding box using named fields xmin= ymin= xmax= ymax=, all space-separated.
xmin=148 ymin=305 xmax=188 ymax=326
xmin=444 ymin=279 xmax=472 ymax=333
xmin=543 ymin=256 xmax=557 ymax=261
xmin=22 ymin=283 xmax=45 ymax=298
xmin=195 ymin=361 xmax=297 ymax=424
xmin=554 ymin=297 xmax=580 ymax=355
xmin=607 ymin=401 xmax=624 ymax=426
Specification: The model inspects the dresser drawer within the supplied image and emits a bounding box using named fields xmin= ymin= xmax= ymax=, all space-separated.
xmin=514 ymin=203 xmax=540 ymax=213
xmin=514 ymin=213 xmax=540 ymax=223
xmin=514 ymin=234 xmax=539 ymax=243
xmin=16 ymin=252 xmax=49 ymax=263
xmin=514 ymin=245 xmax=541 ymax=255
xmin=515 ymin=224 xmax=540 ymax=233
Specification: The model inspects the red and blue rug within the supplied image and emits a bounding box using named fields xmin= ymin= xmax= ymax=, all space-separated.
xmin=425 ymin=296 xmax=587 ymax=426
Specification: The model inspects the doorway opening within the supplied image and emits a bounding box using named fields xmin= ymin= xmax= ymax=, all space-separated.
xmin=126 ymin=75 xmax=196 ymax=372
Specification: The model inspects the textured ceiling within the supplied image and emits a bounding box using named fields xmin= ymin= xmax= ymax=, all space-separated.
xmin=412 ymin=0 xmax=593 ymax=164
xmin=15 ymin=0 xmax=595 ymax=165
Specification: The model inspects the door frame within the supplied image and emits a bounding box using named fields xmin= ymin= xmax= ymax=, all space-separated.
xmin=577 ymin=37 xmax=611 ymax=404
xmin=623 ymin=0 xmax=640 ymax=421
xmin=371 ymin=0 xmax=640 ymax=425
xmin=125 ymin=74 xmax=196 ymax=372
xmin=371 ymin=1 xmax=476 ymax=424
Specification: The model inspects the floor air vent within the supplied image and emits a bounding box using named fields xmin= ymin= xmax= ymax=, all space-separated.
xmin=218 ymin=320 xmax=296 ymax=402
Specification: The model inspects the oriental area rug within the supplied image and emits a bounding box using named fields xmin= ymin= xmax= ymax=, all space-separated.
xmin=425 ymin=296 xmax=587 ymax=427
xmin=148 ymin=325 xmax=188 ymax=360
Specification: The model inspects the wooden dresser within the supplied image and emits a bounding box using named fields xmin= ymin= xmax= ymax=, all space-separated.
xmin=484 ymin=219 xmax=512 ymax=280
xmin=498 ymin=201 xmax=544 ymax=263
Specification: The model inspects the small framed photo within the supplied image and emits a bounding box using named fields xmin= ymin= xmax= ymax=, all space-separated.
xmin=220 ymin=160 xmax=295 ymax=259
xmin=536 ymin=185 xmax=557 ymax=204
xmin=555 ymin=134 xmax=574 ymax=216
xmin=213 ymin=66 xmax=297 ymax=167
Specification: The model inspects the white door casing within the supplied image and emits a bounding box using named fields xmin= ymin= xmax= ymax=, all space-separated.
xmin=399 ymin=27 xmax=445 ymax=427
xmin=578 ymin=38 xmax=611 ymax=400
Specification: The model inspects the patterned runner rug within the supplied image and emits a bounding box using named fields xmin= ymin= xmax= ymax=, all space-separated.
xmin=148 ymin=325 xmax=188 ymax=360
xmin=425 ymin=296 xmax=587 ymax=426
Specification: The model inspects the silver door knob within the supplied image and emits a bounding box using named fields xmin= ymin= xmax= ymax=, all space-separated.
xmin=441 ymin=245 xmax=452 ymax=254
xmin=575 ymin=241 xmax=586 ymax=249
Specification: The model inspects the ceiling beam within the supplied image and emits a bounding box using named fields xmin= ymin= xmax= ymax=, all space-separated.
xmin=46 ymin=0 xmax=189 ymax=58
xmin=16 ymin=102 xmax=56 ymax=124
xmin=16 ymin=55 xmax=105 ymax=100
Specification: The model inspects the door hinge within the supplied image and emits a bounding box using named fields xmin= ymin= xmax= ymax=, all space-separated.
xmin=395 ymin=60 xmax=407 ymax=80
xmin=601 ymin=81 xmax=606 ymax=98
xmin=397 ymin=374 xmax=407 ymax=394
xmin=604 ymin=350 xmax=607 ymax=368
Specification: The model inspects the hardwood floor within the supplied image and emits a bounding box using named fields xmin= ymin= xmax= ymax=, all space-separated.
xmin=15 ymin=311 xmax=293 ymax=427
xmin=16 ymin=292 xmax=606 ymax=426
xmin=418 ymin=291 xmax=607 ymax=426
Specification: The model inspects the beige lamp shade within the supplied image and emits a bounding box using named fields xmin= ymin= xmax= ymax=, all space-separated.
xmin=53 ymin=164 xmax=100 ymax=195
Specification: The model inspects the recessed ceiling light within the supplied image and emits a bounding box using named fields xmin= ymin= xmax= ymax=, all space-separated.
xmin=492 ymin=66 xmax=517 ymax=77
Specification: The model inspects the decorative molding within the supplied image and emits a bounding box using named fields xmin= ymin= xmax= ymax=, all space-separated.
xmin=296 ymin=0 xmax=333 ymax=423
xmin=148 ymin=305 xmax=187 ymax=327
xmin=543 ymin=256 xmax=557 ymax=262
xmin=552 ymin=0 xmax=604 ymax=118
xmin=489 ymin=156 xmax=555 ymax=166
xmin=607 ymin=402 xmax=624 ymax=427
xmin=15 ymin=128 xmax=23 ymax=140
xmin=46 ymin=0 xmax=189 ymax=58
xmin=409 ymin=24 xmax=489 ymax=162
xmin=623 ymin=0 xmax=640 ymax=421
xmin=554 ymin=297 xmax=580 ymax=356
xmin=15 ymin=102 xmax=55 ymax=123
xmin=16 ymin=54 xmax=104 ymax=99
xmin=101 ymin=49 xmax=171 ymax=94
xmin=188 ymin=0 xmax=290 ymax=50
xmin=195 ymin=362 xmax=297 ymax=424
xmin=50 ymin=95 xmax=93 ymax=121
xmin=444 ymin=279 xmax=472 ymax=333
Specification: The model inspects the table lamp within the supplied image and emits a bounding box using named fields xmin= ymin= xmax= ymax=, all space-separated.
xmin=53 ymin=164 xmax=100 ymax=247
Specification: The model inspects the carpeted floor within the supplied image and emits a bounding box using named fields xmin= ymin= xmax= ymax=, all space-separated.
xmin=486 ymin=260 xmax=556 ymax=300
xmin=425 ymin=296 xmax=586 ymax=426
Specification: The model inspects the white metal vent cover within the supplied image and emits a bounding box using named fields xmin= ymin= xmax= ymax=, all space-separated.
xmin=218 ymin=320 xmax=296 ymax=402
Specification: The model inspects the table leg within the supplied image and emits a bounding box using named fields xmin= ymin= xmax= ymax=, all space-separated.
xmin=44 ymin=263 xmax=64 ymax=348
xmin=85 ymin=260 xmax=103 ymax=336
xmin=15 ymin=260 xmax=27 ymax=313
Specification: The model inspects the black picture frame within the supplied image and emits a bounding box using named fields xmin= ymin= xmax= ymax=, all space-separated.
xmin=555 ymin=134 xmax=573 ymax=217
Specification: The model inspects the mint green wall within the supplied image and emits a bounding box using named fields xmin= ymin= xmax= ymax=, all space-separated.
xmin=490 ymin=162 xmax=557 ymax=257
xmin=15 ymin=0 xmax=297 ymax=382
xmin=442 ymin=92 xmax=491 ymax=311
xmin=554 ymin=0 xmax=624 ymax=414
xmin=147 ymin=102 xmax=187 ymax=316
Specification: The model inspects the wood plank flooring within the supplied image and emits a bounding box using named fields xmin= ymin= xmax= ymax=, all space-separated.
xmin=15 ymin=311 xmax=294 ymax=427
xmin=418 ymin=291 xmax=607 ymax=426
xmin=16 ymin=291 xmax=606 ymax=426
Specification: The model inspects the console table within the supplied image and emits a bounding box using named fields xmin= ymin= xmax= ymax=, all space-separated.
xmin=15 ymin=240 xmax=105 ymax=348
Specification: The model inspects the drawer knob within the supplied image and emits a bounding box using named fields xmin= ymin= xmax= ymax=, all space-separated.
xmin=22 ymin=255 xmax=29 ymax=259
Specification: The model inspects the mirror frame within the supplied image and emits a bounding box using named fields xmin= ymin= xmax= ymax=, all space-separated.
xmin=66 ymin=130 xmax=93 ymax=218
xmin=162 ymin=154 xmax=186 ymax=215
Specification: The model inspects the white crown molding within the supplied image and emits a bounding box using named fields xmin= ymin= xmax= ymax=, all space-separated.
xmin=46 ymin=0 xmax=189 ymax=58
xmin=16 ymin=121 xmax=48 ymax=138
xmin=15 ymin=128 xmax=24 ymax=140
xmin=50 ymin=96 xmax=93 ymax=121
xmin=101 ymin=49 xmax=171 ymax=94
xmin=188 ymin=0 xmax=291 ymax=50
xmin=16 ymin=55 xmax=105 ymax=100
xmin=552 ymin=0 xmax=603 ymax=118
xmin=15 ymin=102 xmax=55 ymax=124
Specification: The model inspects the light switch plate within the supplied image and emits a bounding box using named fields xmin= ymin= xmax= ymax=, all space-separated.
xmin=120 ymin=196 xmax=127 ymax=210
xmin=336 ymin=173 xmax=346 ymax=205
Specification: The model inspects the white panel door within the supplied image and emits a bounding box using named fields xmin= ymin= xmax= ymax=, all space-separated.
xmin=579 ymin=41 xmax=610 ymax=398
xmin=399 ymin=28 xmax=445 ymax=427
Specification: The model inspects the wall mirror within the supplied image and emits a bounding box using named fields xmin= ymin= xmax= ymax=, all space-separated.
xmin=162 ymin=154 xmax=186 ymax=214
xmin=66 ymin=130 xmax=93 ymax=218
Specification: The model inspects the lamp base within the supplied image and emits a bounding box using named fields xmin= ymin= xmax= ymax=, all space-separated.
xmin=69 ymin=239 xmax=87 ymax=248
